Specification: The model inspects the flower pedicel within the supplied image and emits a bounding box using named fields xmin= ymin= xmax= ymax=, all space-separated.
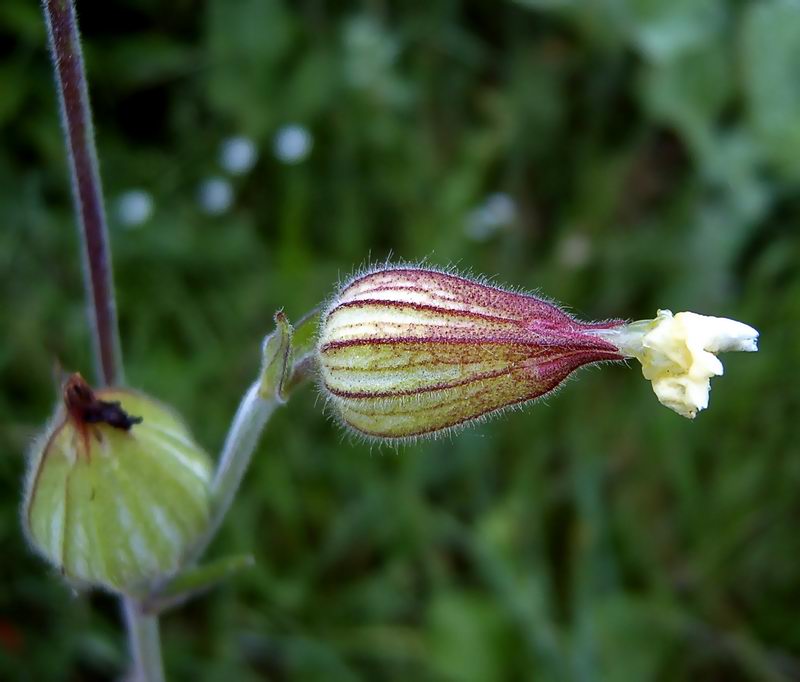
xmin=317 ymin=266 xmax=759 ymax=439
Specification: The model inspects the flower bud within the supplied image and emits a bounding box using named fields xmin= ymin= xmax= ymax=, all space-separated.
xmin=593 ymin=309 xmax=759 ymax=418
xmin=23 ymin=374 xmax=212 ymax=595
xmin=317 ymin=267 xmax=624 ymax=439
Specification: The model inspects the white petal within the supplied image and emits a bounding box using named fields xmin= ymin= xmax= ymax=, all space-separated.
xmin=593 ymin=309 xmax=759 ymax=419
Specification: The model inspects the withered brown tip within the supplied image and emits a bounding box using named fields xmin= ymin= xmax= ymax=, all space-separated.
xmin=63 ymin=372 xmax=143 ymax=431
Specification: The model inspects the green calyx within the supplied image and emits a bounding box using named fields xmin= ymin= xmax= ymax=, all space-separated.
xmin=258 ymin=308 xmax=321 ymax=401
xmin=23 ymin=375 xmax=212 ymax=596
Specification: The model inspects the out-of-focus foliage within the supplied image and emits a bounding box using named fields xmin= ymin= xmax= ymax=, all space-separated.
xmin=1 ymin=0 xmax=799 ymax=680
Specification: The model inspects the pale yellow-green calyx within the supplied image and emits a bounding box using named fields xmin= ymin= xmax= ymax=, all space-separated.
xmin=258 ymin=311 xmax=293 ymax=401
xmin=23 ymin=377 xmax=212 ymax=596
xmin=317 ymin=267 xmax=624 ymax=439
xmin=596 ymin=310 xmax=759 ymax=418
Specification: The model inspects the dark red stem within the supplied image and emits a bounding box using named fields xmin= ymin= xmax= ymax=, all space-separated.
xmin=43 ymin=0 xmax=122 ymax=386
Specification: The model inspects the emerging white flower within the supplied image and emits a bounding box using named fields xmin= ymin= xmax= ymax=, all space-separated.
xmin=594 ymin=309 xmax=759 ymax=419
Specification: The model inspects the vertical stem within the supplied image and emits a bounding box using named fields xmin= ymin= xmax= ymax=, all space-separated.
xmin=42 ymin=1 xmax=150 ymax=677
xmin=42 ymin=0 xmax=122 ymax=387
xmin=123 ymin=599 xmax=166 ymax=682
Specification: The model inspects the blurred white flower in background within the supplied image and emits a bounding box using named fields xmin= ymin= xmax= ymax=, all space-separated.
xmin=342 ymin=15 xmax=410 ymax=106
xmin=197 ymin=176 xmax=234 ymax=215
xmin=557 ymin=232 xmax=592 ymax=269
xmin=273 ymin=124 xmax=313 ymax=165
xmin=219 ymin=135 xmax=259 ymax=175
xmin=115 ymin=189 xmax=153 ymax=228
xmin=343 ymin=15 xmax=399 ymax=89
xmin=465 ymin=192 xmax=517 ymax=241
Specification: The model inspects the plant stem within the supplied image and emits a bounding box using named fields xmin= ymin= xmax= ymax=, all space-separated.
xmin=188 ymin=382 xmax=277 ymax=562
xmin=43 ymin=0 xmax=122 ymax=387
xmin=123 ymin=599 xmax=166 ymax=682
xmin=42 ymin=3 xmax=290 ymax=671
xmin=42 ymin=1 xmax=152 ymax=677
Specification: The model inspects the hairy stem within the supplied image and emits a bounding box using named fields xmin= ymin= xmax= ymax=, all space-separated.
xmin=123 ymin=599 xmax=165 ymax=682
xmin=42 ymin=1 xmax=146 ymax=677
xmin=43 ymin=0 xmax=122 ymax=386
xmin=188 ymin=382 xmax=277 ymax=562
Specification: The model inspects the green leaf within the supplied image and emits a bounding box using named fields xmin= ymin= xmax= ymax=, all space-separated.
xmin=639 ymin=38 xmax=731 ymax=154
xmin=427 ymin=591 xmax=518 ymax=682
xmin=89 ymin=37 xmax=200 ymax=87
xmin=0 ymin=65 xmax=28 ymax=127
xmin=146 ymin=554 xmax=255 ymax=613
xmin=205 ymin=0 xmax=294 ymax=132
xmin=623 ymin=0 xmax=724 ymax=62
xmin=512 ymin=0 xmax=574 ymax=10
xmin=742 ymin=0 xmax=800 ymax=179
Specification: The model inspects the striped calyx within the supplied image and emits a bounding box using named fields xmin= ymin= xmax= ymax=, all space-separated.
xmin=317 ymin=267 xmax=624 ymax=439
xmin=23 ymin=374 xmax=212 ymax=595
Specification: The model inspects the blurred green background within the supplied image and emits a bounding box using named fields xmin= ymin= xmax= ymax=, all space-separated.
xmin=2 ymin=0 xmax=799 ymax=680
